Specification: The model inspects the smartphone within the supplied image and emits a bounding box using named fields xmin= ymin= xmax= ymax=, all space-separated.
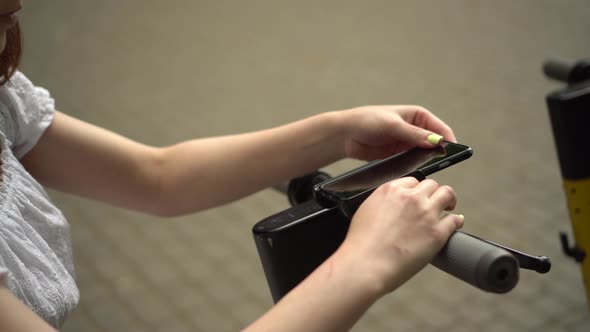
xmin=313 ymin=141 xmax=473 ymax=217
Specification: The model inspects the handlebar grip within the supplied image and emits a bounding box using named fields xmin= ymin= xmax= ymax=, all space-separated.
xmin=430 ymin=231 xmax=519 ymax=293
xmin=543 ymin=58 xmax=574 ymax=83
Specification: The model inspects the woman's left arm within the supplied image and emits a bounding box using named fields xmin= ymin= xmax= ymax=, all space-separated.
xmin=21 ymin=106 xmax=454 ymax=217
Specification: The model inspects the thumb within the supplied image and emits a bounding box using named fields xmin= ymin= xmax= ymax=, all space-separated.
xmin=396 ymin=122 xmax=444 ymax=148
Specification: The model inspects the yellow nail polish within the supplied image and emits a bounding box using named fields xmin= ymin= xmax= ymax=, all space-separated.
xmin=427 ymin=134 xmax=443 ymax=145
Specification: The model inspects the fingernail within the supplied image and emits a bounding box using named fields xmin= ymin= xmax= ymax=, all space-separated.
xmin=458 ymin=214 xmax=465 ymax=221
xmin=427 ymin=133 xmax=443 ymax=145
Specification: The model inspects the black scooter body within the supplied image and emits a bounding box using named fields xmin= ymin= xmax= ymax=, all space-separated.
xmin=252 ymin=200 xmax=349 ymax=303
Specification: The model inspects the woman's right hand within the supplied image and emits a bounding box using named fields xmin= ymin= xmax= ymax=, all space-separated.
xmin=245 ymin=176 xmax=463 ymax=332
xmin=335 ymin=176 xmax=464 ymax=296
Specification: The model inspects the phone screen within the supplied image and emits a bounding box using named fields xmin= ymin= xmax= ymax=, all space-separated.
xmin=319 ymin=142 xmax=471 ymax=201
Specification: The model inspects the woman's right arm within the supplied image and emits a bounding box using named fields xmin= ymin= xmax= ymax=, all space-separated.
xmin=244 ymin=177 xmax=464 ymax=332
xmin=0 ymin=176 xmax=461 ymax=332
xmin=0 ymin=287 xmax=57 ymax=332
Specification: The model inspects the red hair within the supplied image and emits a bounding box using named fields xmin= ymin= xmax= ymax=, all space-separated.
xmin=0 ymin=22 xmax=21 ymax=85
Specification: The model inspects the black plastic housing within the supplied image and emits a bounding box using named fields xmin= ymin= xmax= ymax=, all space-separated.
xmin=252 ymin=200 xmax=348 ymax=303
xmin=546 ymin=81 xmax=590 ymax=180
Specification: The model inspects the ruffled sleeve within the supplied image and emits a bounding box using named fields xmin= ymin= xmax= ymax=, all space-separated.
xmin=6 ymin=71 xmax=55 ymax=159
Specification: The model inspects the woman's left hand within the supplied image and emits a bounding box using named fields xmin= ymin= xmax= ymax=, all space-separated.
xmin=337 ymin=105 xmax=457 ymax=160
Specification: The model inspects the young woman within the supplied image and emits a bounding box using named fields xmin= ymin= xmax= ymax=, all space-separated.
xmin=0 ymin=1 xmax=464 ymax=331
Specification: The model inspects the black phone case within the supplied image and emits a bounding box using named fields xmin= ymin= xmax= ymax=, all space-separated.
xmin=315 ymin=142 xmax=473 ymax=217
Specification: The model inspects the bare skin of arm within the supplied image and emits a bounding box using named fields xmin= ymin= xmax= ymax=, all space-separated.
xmin=20 ymin=111 xmax=346 ymax=215
xmin=21 ymin=106 xmax=454 ymax=217
xmin=0 ymin=288 xmax=58 ymax=332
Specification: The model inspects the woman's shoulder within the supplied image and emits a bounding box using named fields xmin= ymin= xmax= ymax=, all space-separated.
xmin=6 ymin=71 xmax=53 ymax=110
xmin=7 ymin=70 xmax=32 ymax=91
xmin=0 ymin=71 xmax=55 ymax=158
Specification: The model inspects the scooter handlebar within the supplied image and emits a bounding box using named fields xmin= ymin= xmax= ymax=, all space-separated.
xmin=431 ymin=231 xmax=519 ymax=293
xmin=543 ymin=58 xmax=573 ymax=83
xmin=272 ymin=175 xmax=521 ymax=294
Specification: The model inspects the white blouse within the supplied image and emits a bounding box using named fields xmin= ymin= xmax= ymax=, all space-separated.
xmin=0 ymin=71 xmax=79 ymax=328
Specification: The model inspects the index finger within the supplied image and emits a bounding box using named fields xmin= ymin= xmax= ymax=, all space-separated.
xmin=400 ymin=106 xmax=457 ymax=143
xmin=430 ymin=185 xmax=458 ymax=211
xmin=389 ymin=175 xmax=421 ymax=188
xmin=418 ymin=109 xmax=457 ymax=143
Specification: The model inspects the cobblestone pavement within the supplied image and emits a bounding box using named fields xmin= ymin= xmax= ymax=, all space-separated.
xmin=18 ymin=1 xmax=590 ymax=331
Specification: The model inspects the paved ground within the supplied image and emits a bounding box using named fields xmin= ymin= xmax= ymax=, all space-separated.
xmin=18 ymin=1 xmax=590 ymax=331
